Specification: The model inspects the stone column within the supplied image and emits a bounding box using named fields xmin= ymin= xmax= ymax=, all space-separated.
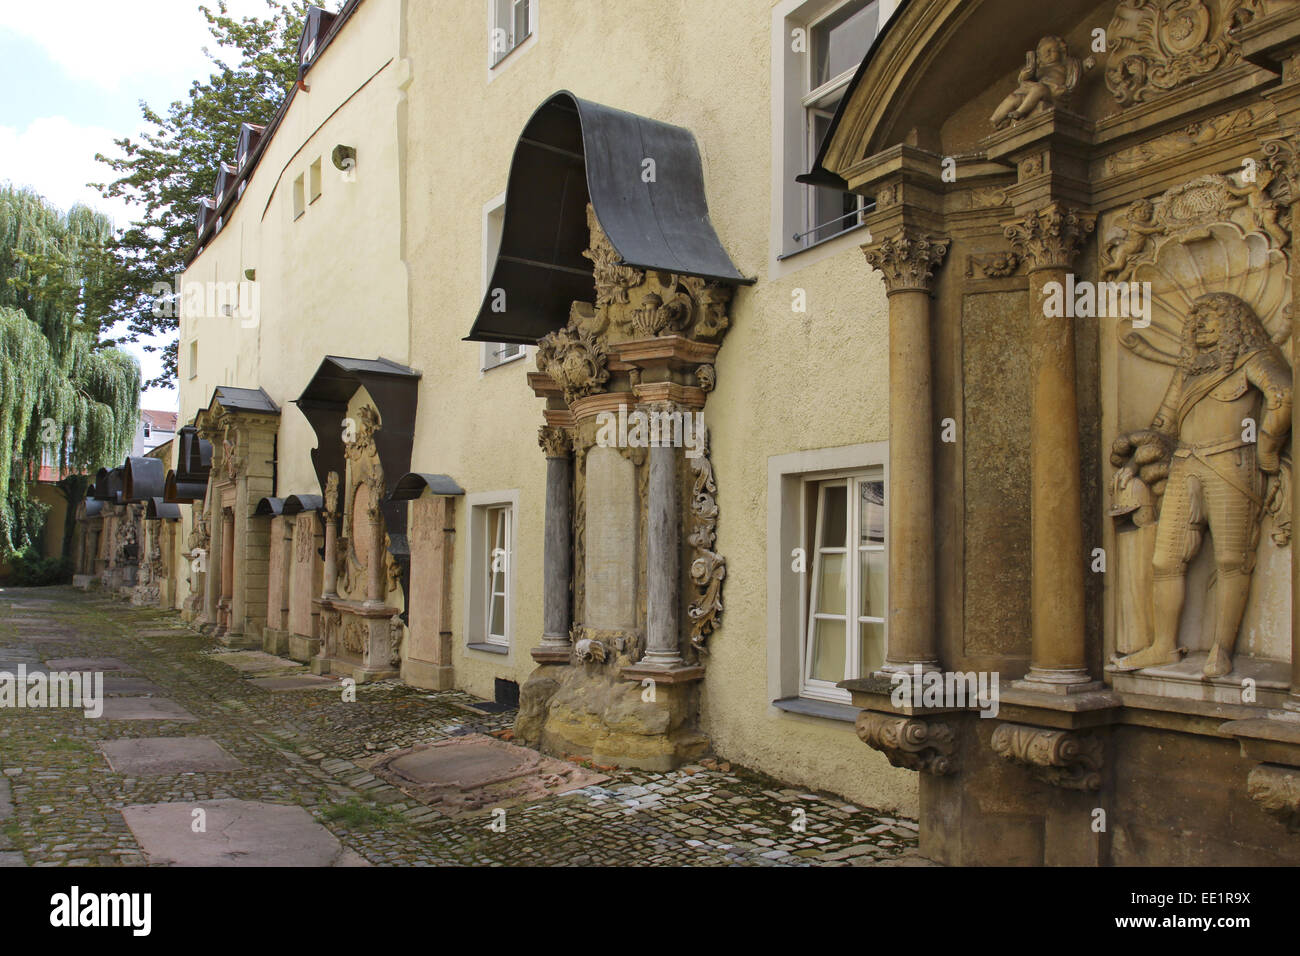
xmin=640 ymin=404 xmax=683 ymax=668
xmin=322 ymin=471 xmax=340 ymax=599
xmin=220 ymin=506 xmax=235 ymax=631
xmin=1005 ymin=203 xmax=1097 ymax=689
xmin=863 ymin=231 xmax=950 ymax=673
xmin=535 ymin=426 xmax=574 ymax=662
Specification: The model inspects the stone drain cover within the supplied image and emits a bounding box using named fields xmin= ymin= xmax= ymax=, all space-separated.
xmin=368 ymin=733 xmax=606 ymax=816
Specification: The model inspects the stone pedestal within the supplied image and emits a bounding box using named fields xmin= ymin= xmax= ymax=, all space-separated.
xmin=311 ymin=598 xmax=400 ymax=684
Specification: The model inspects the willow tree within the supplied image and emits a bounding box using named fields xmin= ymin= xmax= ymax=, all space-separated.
xmin=0 ymin=186 xmax=140 ymax=559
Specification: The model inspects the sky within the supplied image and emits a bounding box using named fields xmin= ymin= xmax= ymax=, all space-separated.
xmin=0 ymin=0 xmax=273 ymax=410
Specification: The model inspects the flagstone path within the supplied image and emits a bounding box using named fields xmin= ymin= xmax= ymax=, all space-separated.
xmin=0 ymin=586 xmax=931 ymax=867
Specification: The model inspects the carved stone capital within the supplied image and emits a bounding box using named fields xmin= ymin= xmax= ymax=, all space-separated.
xmin=1247 ymin=763 xmax=1300 ymax=831
xmin=991 ymin=722 xmax=1104 ymax=791
xmin=856 ymin=711 xmax=957 ymax=775
xmin=862 ymin=231 xmax=951 ymax=295
xmin=537 ymin=425 xmax=572 ymax=459
xmin=1263 ymin=131 xmax=1300 ymax=199
xmin=1003 ymin=203 xmax=1096 ymax=272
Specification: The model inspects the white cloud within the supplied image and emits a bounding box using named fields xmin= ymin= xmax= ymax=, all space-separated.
xmin=0 ymin=0 xmax=276 ymax=89
xmin=0 ymin=116 xmax=132 ymax=226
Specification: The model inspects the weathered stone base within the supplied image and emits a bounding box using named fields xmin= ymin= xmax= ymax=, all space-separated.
xmin=288 ymin=634 xmax=321 ymax=663
xmin=73 ymin=575 xmax=95 ymax=590
xmin=262 ymin=627 xmax=291 ymax=657
xmin=516 ymin=663 xmax=708 ymax=772
xmin=217 ymin=629 xmax=260 ymax=650
xmin=130 ymin=585 xmax=160 ymax=607
xmin=402 ymin=657 xmax=454 ymax=691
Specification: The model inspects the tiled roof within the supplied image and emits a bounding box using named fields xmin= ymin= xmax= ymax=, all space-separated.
xmin=142 ymin=409 xmax=178 ymax=431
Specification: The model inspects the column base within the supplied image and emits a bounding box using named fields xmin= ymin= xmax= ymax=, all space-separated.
xmin=636 ymin=651 xmax=685 ymax=669
xmin=531 ymin=644 xmax=571 ymax=664
xmin=402 ymin=658 xmax=454 ymax=691
xmin=1012 ymin=669 xmax=1102 ymax=695
xmin=877 ymin=660 xmax=942 ymax=676
xmin=288 ymin=634 xmax=320 ymax=663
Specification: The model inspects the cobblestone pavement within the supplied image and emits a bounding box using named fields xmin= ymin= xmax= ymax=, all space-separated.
xmin=0 ymin=586 xmax=931 ymax=867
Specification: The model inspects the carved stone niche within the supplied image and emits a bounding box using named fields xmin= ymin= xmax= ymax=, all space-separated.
xmin=312 ymin=396 xmax=404 ymax=684
xmin=517 ymin=204 xmax=736 ymax=771
xmin=856 ymin=711 xmax=958 ymax=776
xmin=1102 ymin=171 xmax=1294 ymax=702
xmin=990 ymin=723 xmax=1105 ymax=791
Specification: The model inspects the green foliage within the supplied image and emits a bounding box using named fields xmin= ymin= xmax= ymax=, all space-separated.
xmin=0 ymin=187 xmax=141 ymax=559
xmin=91 ymin=0 xmax=319 ymax=386
xmin=7 ymin=551 xmax=72 ymax=587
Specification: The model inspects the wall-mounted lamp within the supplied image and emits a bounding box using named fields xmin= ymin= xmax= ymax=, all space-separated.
xmin=332 ymin=145 xmax=357 ymax=183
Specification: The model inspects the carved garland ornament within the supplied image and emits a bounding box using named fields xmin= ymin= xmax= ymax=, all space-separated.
xmin=687 ymin=428 xmax=725 ymax=652
xmin=535 ymin=325 xmax=610 ymax=405
xmin=990 ymin=723 xmax=1104 ymax=791
xmin=856 ymin=711 xmax=957 ymax=775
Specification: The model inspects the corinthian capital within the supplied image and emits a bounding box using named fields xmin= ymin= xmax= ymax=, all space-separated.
xmin=1263 ymin=131 xmax=1300 ymax=198
xmin=537 ymin=425 xmax=572 ymax=459
xmin=1003 ymin=202 xmax=1096 ymax=271
xmin=862 ymin=231 xmax=951 ymax=295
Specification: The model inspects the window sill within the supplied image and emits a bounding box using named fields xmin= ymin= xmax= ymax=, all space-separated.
xmin=467 ymin=642 xmax=508 ymax=655
xmin=481 ymin=350 xmax=528 ymax=373
xmin=773 ymin=696 xmax=859 ymax=723
xmin=490 ymin=31 xmax=534 ymax=71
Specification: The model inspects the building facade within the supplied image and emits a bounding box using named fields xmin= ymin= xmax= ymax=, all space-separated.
xmin=104 ymin=0 xmax=1300 ymax=863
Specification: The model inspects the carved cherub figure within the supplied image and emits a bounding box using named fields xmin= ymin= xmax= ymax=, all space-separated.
xmin=1224 ymin=165 xmax=1290 ymax=249
xmin=991 ymin=35 xmax=1090 ymax=129
xmin=1103 ymin=198 xmax=1162 ymax=279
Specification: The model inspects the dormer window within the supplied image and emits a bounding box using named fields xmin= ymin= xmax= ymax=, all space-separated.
xmin=237 ymin=123 xmax=265 ymax=170
xmin=298 ymin=6 xmax=338 ymax=70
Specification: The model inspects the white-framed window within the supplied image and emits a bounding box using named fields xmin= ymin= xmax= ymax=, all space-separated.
xmin=465 ymin=491 xmax=519 ymax=651
xmin=485 ymin=505 xmax=511 ymax=645
xmin=767 ymin=443 xmax=888 ymax=711
xmin=802 ymin=472 xmax=885 ymax=701
xmin=489 ymin=0 xmax=534 ymax=69
xmin=481 ymin=192 xmax=527 ymax=371
xmin=773 ymin=0 xmax=883 ymax=262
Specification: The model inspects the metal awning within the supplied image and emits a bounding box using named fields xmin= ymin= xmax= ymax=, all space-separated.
xmin=210 ymin=386 xmax=279 ymax=415
xmin=146 ymin=498 xmax=181 ymax=521
xmin=80 ymin=498 xmax=104 ymax=519
xmin=389 ymin=473 xmax=465 ymax=502
xmin=283 ymin=494 xmax=325 ymax=515
xmin=255 ymin=497 xmax=285 ymax=516
xmin=124 ymin=456 xmax=166 ymax=502
xmin=466 ymin=91 xmax=752 ymax=345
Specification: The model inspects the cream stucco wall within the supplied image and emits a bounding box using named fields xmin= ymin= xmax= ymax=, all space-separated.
xmin=399 ymin=0 xmax=914 ymax=813
xmin=180 ymin=0 xmax=917 ymax=815
xmin=177 ymin=0 xmax=408 ymax=610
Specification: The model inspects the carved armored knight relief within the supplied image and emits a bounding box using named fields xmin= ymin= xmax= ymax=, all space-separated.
xmin=1105 ymin=172 xmax=1294 ymax=681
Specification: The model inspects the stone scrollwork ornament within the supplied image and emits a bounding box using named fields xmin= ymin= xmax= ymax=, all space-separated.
xmin=991 ymin=723 xmax=1104 ymax=791
xmin=535 ymin=325 xmax=610 ymax=405
xmin=537 ymin=425 xmax=572 ymax=459
xmin=582 ymin=206 xmax=644 ymax=309
xmin=856 ymin=712 xmax=957 ymax=775
xmin=1247 ymin=764 xmax=1300 ymax=831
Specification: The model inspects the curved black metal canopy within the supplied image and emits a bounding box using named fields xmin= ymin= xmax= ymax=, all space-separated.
xmin=283 ymin=494 xmax=325 ymax=515
xmin=146 ymin=498 xmax=181 ymax=521
xmin=124 ymin=457 xmax=166 ymax=503
xmin=255 ymin=497 xmax=285 ymax=516
xmin=390 ymin=473 xmax=465 ymax=502
xmin=466 ymin=91 xmax=752 ymax=345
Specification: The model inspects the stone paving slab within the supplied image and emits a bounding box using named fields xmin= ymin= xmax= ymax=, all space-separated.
xmin=121 ymin=799 xmax=368 ymax=866
xmin=99 ymin=698 xmax=197 ymax=722
xmin=248 ymin=675 xmax=339 ymax=691
xmin=208 ymin=651 xmax=304 ymax=676
xmin=134 ymin=629 xmax=195 ymax=638
xmin=44 ymin=657 xmax=136 ymax=672
xmin=0 ymin=586 xmax=931 ymax=867
xmin=101 ymin=738 xmax=243 ymax=775
xmin=102 ymin=676 xmax=163 ymax=696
